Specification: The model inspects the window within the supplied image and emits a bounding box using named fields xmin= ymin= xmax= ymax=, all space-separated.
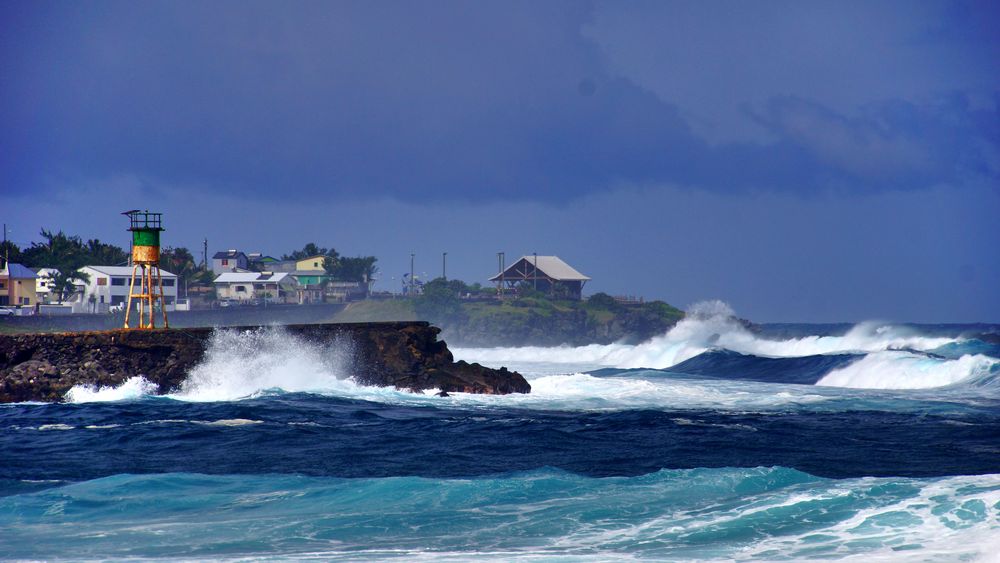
xmin=235 ymin=285 xmax=247 ymax=293
xmin=162 ymin=278 xmax=175 ymax=287
xmin=110 ymin=277 xmax=126 ymax=286
xmin=111 ymin=296 xmax=125 ymax=306
xmin=222 ymin=259 xmax=229 ymax=266
xmin=20 ymin=297 xmax=30 ymax=305
xmin=164 ymin=296 xmax=175 ymax=304
xmin=0 ymin=281 xmax=5 ymax=289
xmin=98 ymin=277 xmax=108 ymax=286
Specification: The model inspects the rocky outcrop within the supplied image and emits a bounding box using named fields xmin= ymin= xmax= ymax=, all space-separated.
xmin=0 ymin=322 xmax=530 ymax=403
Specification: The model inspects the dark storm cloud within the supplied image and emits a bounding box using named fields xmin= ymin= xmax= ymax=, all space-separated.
xmin=1 ymin=0 xmax=997 ymax=202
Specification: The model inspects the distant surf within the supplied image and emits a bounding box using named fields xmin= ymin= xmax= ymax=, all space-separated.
xmin=8 ymin=302 xmax=999 ymax=561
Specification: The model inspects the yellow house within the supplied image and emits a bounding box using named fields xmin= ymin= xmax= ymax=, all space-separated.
xmin=0 ymin=263 xmax=39 ymax=307
xmin=295 ymin=255 xmax=329 ymax=271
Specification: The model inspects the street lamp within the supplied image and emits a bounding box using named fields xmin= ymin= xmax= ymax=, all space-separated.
xmin=442 ymin=252 xmax=447 ymax=281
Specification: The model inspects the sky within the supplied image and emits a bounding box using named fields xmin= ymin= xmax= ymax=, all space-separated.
xmin=2 ymin=0 xmax=998 ymax=322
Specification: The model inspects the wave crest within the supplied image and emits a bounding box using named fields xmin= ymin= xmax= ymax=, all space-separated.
xmin=455 ymin=302 xmax=966 ymax=372
xmin=817 ymin=351 xmax=999 ymax=389
xmin=65 ymin=376 xmax=158 ymax=403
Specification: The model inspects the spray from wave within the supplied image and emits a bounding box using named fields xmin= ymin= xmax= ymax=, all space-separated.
xmin=61 ymin=307 xmax=998 ymax=407
xmin=456 ymin=301 xmax=959 ymax=371
xmin=454 ymin=301 xmax=998 ymax=391
xmin=170 ymin=327 xmax=356 ymax=401
xmin=64 ymin=376 xmax=158 ymax=403
xmin=63 ymin=327 xmax=440 ymax=404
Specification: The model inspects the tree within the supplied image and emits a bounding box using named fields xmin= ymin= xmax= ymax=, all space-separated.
xmin=282 ymin=243 xmax=337 ymax=262
xmin=0 ymin=240 xmax=21 ymax=267
xmin=329 ymin=256 xmax=378 ymax=283
xmin=415 ymin=278 xmax=466 ymax=322
xmin=20 ymin=230 xmax=129 ymax=270
xmin=21 ymin=230 xmax=87 ymax=270
xmin=44 ymin=269 xmax=90 ymax=304
xmin=85 ymin=239 xmax=128 ymax=266
xmin=586 ymin=292 xmax=622 ymax=311
xmin=160 ymin=246 xmax=199 ymax=295
xmin=19 ymin=229 xmax=128 ymax=304
xmin=161 ymin=246 xmax=197 ymax=276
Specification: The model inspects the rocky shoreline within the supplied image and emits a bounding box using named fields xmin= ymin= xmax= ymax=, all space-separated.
xmin=0 ymin=322 xmax=530 ymax=403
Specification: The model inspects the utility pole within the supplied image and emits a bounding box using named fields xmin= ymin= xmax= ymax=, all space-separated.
xmin=410 ymin=253 xmax=415 ymax=296
xmin=497 ymin=251 xmax=505 ymax=299
xmin=442 ymin=252 xmax=447 ymax=281
xmin=202 ymin=238 xmax=208 ymax=269
xmin=2 ymin=223 xmax=7 ymax=269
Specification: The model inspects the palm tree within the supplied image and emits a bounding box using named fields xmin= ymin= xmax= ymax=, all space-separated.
xmin=45 ymin=269 xmax=90 ymax=304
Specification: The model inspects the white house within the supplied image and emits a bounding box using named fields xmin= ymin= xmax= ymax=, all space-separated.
xmin=214 ymin=272 xmax=297 ymax=303
xmin=76 ymin=265 xmax=179 ymax=314
xmin=33 ymin=268 xmax=61 ymax=303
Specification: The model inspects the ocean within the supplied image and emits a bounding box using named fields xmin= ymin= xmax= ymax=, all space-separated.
xmin=2 ymin=302 xmax=999 ymax=561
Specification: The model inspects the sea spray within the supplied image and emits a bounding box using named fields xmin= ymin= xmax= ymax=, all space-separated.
xmin=172 ymin=326 xmax=356 ymax=401
xmin=456 ymin=301 xmax=968 ymax=372
xmin=65 ymin=376 xmax=159 ymax=403
xmin=8 ymin=319 xmax=999 ymax=563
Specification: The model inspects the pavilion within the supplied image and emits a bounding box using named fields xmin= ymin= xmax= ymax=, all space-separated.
xmin=489 ymin=255 xmax=590 ymax=300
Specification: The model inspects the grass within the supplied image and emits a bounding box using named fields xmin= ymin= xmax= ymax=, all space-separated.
xmin=332 ymin=299 xmax=418 ymax=322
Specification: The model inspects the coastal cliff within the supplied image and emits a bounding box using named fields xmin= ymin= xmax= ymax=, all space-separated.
xmin=0 ymin=322 xmax=530 ymax=403
xmin=335 ymin=294 xmax=686 ymax=347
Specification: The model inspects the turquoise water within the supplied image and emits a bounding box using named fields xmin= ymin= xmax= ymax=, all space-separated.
xmin=4 ymin=468 xmax=999 ymax=561
xmin=2 ymin=309 xmax=999 ymax=560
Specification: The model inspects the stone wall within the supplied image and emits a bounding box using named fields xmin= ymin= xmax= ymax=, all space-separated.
xmin=0 ymin=322 xmax=529 ymax=403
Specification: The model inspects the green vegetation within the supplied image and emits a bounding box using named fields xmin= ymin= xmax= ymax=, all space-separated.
xmin=334 ymin=299 xmax=418 ymax=322
xmin=333 ymin=280 xmax=684 ymax=346
xmin=6 ymin=229 xmax=211 ymax=295
xmin=324 ymin=255 xmax=378 ymax=284
xmin=281 ymin=243 xmax=335 ymax=262
xmin=279 ymin=242 xmax=378 ymax=283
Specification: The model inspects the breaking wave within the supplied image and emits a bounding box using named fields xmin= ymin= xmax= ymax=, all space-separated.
xmin=455 ymin=301 xmax=961 ymax=371
xmin=170 ymin=327 xmax=356 ymax=401
xmin=816 ymin=351 xmax=1000 ymax=390
xmin=64 ymin=327 xmax=438 ymax=404
xmin=455 ymin=301 xmax=999 ymax=392
xmin=62 ymin=305 xmax=999 ymax=409
xmin=2 ymin=467 xmax=998 ymax=561
xmin=64 ymin=376 xmax=158 ymax=403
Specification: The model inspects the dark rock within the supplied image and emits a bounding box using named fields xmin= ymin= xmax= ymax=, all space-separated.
xmin=0 ymin=322 xmax=529 ymax=403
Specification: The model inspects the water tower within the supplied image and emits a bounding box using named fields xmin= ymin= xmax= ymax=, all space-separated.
xmin=122 ymin=210 xmax=169 ymax=329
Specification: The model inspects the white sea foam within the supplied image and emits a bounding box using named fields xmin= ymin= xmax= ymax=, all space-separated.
xmin=817 ymin=351 xmax=998 ymax=389
xmin=739 ymin=473 xmax=1000 ymax=562
xmin=65 ymin=376 xmax=159 ymax=403
xmin=195 ymin=418 xmax=263 ymax=427
xmin=36 ymin=423 xmax=75 ymax=431
xmin=168 ymin=327 xmax=358 ymax=401
xmin=57 ymin=309 xmax=993 ymax=409
xmin=430 ymin=372 xmax=832 ymax=412
xmin=455 ymin=300 xmax=960 ymax=372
